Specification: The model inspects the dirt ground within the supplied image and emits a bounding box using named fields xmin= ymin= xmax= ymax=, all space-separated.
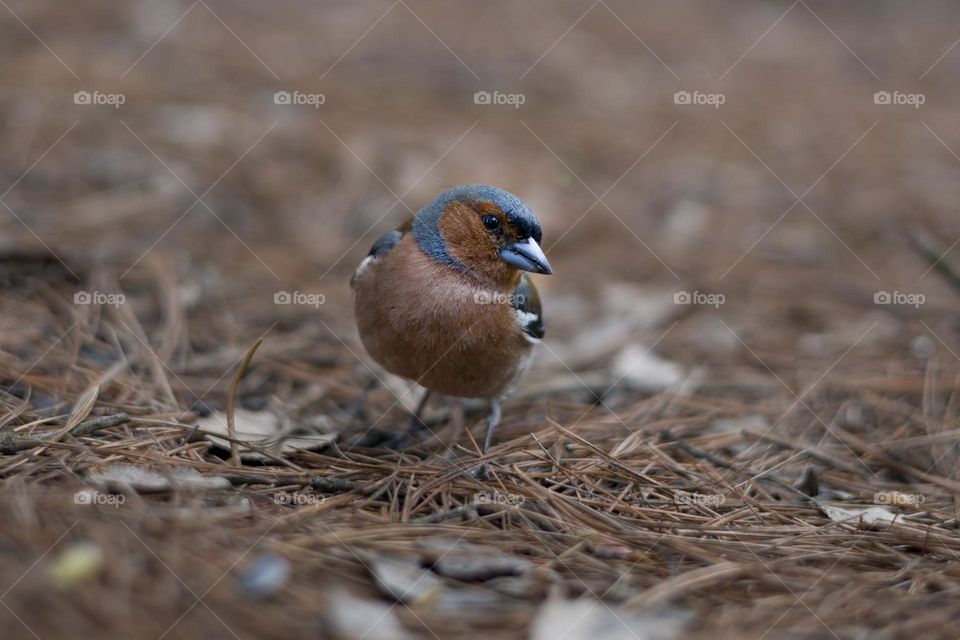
xmin=3 ymin=1 xmax=960 ymax=638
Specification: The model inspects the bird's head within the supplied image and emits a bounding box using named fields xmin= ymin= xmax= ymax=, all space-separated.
xmin=412 ymin=185 xmax=552 ymax=287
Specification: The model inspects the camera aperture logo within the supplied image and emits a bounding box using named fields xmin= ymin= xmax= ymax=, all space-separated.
xmin=674 ymin=492 xmax=725 ymax=507
xmin=674 ymin=290 xmax=724 ymax=308
xmin=674 ymin=90 xmax=725 ymax=108
xmin=874 ymin=290 xmax=924 ymax=308
xmin=474 ymin=291 xmax=527 ymax=306
xmin=74 ymin=90 xmax=125 ymax=108
xmin=74 ymin=291 xmax=125 ymax=308
xmin=473 ymin=491 xmax=525 ymax=506
xmin=274 ymin=90 xmax=325 ymax=108
xmin=873 ymin=91 xmax=924 ymax=108
xmin=74 ymin=489 xmax=126 ymax=507
xmin=874 ymin=491 xmax=924 ymax=506
xmin=474 ymin=90 xmax=525 ymax=109
xmin=274 ymin=491 xmax=324 ymax=506
xmin=274 ymin=291 xmax=326 ymax=308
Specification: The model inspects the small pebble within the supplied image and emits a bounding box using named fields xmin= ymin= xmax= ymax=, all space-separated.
xmin=240 ymin=552 xmax=290 ymax=598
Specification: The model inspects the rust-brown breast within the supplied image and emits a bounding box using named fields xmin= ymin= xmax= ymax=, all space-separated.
xmin=352 ymin=234 xmax=533 ymax=398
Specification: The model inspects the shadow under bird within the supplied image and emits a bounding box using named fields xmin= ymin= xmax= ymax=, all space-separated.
xmin=351 ymin=184 xmax=552 ymax=475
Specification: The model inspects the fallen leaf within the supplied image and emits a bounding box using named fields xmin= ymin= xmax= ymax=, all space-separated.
xmin=587 ymin=538 xmax=636 ymax=561
xmin=87 ymin=464 xmax=169 ymax=492
xmin=168 ymin=467 xmax=230 ymax=491
xmin=485 ymin=573 xmax=547 ymax=599
xmin=530 ymin=597 xmax=689 ymax=640
xmin=87 ymin=464 xmax=229 ymax=494
xmin=416 ymin=538 xmax=533 ymax=581
xmin=612 ymin=346 xmax=685 ymax=391
xmin=197 ymin=409 xmax=336 ymax=460
xmin=364 ymin=553 xmax=442 ymax=604
xmin=820 ymin=504 xmax=903 ymax=527
xmin=323 ymin=589 xmax=415 ymax=640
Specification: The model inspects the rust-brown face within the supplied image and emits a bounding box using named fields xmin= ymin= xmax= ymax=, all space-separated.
xmin=438 ymin=199 xmax=527 ymax=287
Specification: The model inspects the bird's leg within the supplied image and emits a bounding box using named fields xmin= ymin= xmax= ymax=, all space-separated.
xmin=405 ymin=388 xmax=432 ymax=436
xmin=352 ymin=388 xmax=431 ymax=449
xmin=442 ymin=398 xmax=465 ymax=459
xmin=482 ymin=399 xmax=502 ymax=455
xmin=476 ymin=398 xmax=502 ymax=479
xmin=351 ymin=377 xmax=380 ymax=421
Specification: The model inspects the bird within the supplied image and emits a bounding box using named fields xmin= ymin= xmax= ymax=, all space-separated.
xmin=351 ymin=184 xmax=552 ymax=474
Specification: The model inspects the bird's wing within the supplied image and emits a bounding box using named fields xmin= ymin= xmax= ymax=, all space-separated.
xmin=350 ymin=216 xmax=413 ymax=288
xmin=511 ymin=273 xmax=545 ymax=340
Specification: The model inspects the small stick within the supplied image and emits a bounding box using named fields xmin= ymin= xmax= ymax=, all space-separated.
xmin=0 ymin=413 xmax=131 ymax=453
xmin=661 ymin=430 xmax=734 ymax=469
xmin=70 ymin=413 xmax=131 ymax=437
xmin=226 ymin=337 xmax=263 ymax=466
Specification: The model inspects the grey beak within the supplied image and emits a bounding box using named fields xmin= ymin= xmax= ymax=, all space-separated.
xmin=500 ymin=238 xmax=553 ymax=275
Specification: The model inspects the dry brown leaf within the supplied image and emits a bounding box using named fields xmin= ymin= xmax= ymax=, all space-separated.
xmin=197 ymin=409 xmax=337 ymax=459
xmin=530 ymin=597 xmax=689 ymax=640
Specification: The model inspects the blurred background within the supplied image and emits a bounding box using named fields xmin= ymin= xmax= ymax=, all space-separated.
xmin=3 ymin=1 xmax=960 ymax=638
xmin=3 ymin=1 xmax=959 ymax=382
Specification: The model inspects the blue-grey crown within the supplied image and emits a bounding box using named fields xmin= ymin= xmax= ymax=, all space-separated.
xmin=412 ymin=184 xmax=542 ymax=271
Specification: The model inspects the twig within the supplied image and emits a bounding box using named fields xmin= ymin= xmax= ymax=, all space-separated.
xmin=226 ymin=337 xmax=263 ymax=466
xmin=0 ymin=413 xmax=131 ymax=453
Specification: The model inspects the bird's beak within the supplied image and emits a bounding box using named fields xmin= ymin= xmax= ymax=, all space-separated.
xmin=500 ymin=238 xmax=553 ymax=275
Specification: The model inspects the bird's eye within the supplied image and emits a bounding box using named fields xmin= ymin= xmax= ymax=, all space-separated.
xmin=482 ymin=215 xmax=501 ymax=231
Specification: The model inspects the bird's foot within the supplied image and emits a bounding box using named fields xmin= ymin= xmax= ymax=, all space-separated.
xmin=470 ymin=462 xmax=490 ymax=480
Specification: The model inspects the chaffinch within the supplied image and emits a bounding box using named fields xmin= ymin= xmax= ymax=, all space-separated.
xmin=351 ymin=184 xmax=552 ymax=471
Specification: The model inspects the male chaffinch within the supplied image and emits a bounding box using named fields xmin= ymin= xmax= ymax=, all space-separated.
xmin=351 ymin=184 xmax=552 ymax=472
